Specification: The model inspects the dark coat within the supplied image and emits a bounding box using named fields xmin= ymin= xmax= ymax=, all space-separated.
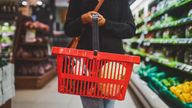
xmin=64 ymin=0 xmax=136 ymax=54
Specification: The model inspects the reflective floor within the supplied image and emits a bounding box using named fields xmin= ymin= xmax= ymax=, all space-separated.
xmin=13 ymin=77 xmax=140 ymax=108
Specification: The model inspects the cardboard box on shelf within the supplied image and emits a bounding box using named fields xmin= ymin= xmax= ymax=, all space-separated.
xmin=0 ymin=63 xmax=15 ymax=105
xmin=0 ymin=69 xmax=2 ymax=82
xmin=2 ymin=85 xmax=15 ymax=104
xmin=0 ymin=82 xmax=3 ymax=106
xmin=2 ymin=64 xmax=15 ymax=89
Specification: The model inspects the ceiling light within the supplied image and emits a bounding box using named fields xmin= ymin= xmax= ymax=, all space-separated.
xmin=37 ymin=0 xmax=43 ymax=6
xmin=22 ymin=1 xmax=28 ymax=6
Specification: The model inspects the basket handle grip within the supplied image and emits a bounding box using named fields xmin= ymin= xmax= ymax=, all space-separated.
xmin=92 ymin=14 xmax=100 ymax=54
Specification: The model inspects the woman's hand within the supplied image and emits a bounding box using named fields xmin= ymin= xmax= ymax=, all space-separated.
xmin=81 ymin=11 xmax=106 ymax=26
xmin=81 ymin=11 xmax=98 ymax=24
xmin=98 ymin=14 xmax=106 ymax=27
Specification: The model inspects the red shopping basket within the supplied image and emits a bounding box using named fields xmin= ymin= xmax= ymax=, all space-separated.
xmin=52 ymin=14 xmax=140 ymax=100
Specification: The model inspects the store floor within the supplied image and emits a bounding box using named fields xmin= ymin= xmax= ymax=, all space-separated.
xmin=13 ymin=77 xmax=141 ymax=108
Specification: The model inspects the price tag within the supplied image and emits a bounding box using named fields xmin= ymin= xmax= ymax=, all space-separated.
xmin=188 ymin=39 xmax=192 ymax=44
xmin=184 ymin=65 xmax=191 ymax=72
xmin=190 ymin=69 xmax=192 ymax=74
xmin=176 ymin=63 xmax=184 ymax=70
xmin=145 ymin=57 xmax=150 ymax=62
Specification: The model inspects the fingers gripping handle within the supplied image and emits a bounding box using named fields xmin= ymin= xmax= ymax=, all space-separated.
xmin=92 ymin=14 xmax=100 ymax=56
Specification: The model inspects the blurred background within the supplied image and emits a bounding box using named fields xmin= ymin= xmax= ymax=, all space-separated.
xmin=0 ymin=0 xmax=191 ymax=108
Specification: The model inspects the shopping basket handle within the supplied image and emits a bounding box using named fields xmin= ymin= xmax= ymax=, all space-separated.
xmin=92 ymin=14 xmax=99 ymax=56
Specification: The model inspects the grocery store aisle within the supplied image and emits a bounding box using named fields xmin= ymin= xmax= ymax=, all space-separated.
xmin=13 ymin=77 xmax=140 ymax=108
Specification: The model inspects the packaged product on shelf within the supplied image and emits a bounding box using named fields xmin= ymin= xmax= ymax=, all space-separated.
xmin=175 ymin=49 xmax=184 ymax=63
xmin=155 ymin=30 xmax=163 ymax=38
xmin=145 ymin=32 xmax=154 ymax=38
xmin=16 ymin=47 xmax=33 ymax=58
xmin=188 ymin=9 xmax=192 ymax=17
xmin=185 ymin=25 xmax=192 ymax=38
xmin=2 ymin=85 xmax=15 ymax=104
xmin=1 ymin=64 xmax=15 ymax=104
xmin=164 ymin=48 xmax=176 ymax=61
xmin=0 ymin=46 xmax=1 ymax=54
xmin=162 ymin=29 xmax=171 ymax=39
xmin=2 ymin=64 xmax=14 ymax=89
xmin=0 ymin=83 xmax=2 ymax=105
xmin=147 ymin=22 xmax=153 ymax=29
xmin=25 ymin=29 xmax=36 ymax=43
xmin=16 ymin=61 xmax=53 ymax=76
xmin=0 ymin=68 xmax=2 ymax=82
xmin=16 ymin=47 xmax=48 ymax=59
xmin=184 ymin=48 xmax=192 ymax=65
xmin=156 ymin=1 xmax=166 ymax=12
xmin=173 ymin=27 xmax=186 ymax=38
xmin=161 ymin=14 xmax=176 ymax=24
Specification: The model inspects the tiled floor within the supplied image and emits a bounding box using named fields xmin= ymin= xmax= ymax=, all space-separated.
xmin=13 ymin=77 xmax=139 ymax=108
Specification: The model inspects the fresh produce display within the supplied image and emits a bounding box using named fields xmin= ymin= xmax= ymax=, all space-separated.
xmin=170 ymin=81 xmax=192 ymax=103
xmin=136 ymin=63 xmax=192 ymax=107
xmin=0 ymin=22 xmax=15 ymax=47
xmin=0 ymin=1 xmax=16 ymax=107
xmin=0 ymin=22 xmax=15 ymax=60
xmin=130 ymin=0 xmax=192 ymax=107
xmin=161 ymin=77 xmax=180 ymax=88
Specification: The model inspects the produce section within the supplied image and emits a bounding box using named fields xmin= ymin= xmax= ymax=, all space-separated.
xmin=135 ymin=63 xmax=192 ymax=108
xmin=129 ymin=0 xmax=192 ymax=107
xmin=0 ymin=0 xmax=17 ymax=108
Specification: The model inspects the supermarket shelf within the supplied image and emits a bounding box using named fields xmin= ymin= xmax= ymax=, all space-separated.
xmin=16 ymin=57 xmax=49 ymax=62
xmin=15 ymin=68 xmax=56 ymax=89
xmin=1 ymin=43 xmax=12 ymax=48
xmin=136 ymin=17 xmax=192 ymax=35
xmin=20 ymin=42 xmax=48 ymax=46
xmin=0 ymin=33 xmax=14 ymax=37
xmin=148 ymin=0 xmax=192 ymax=21
xmin=0 ymin=13 xmax=16 ymax=21
xmin=130 ymin=73 xmax=169 ymax=108
xmin=125 ymin=48 xmax=192 ymax=75
xmin=143 ymin=38 xmax=192 ymax=45
xmin=148 ymin=17 xmax=192 ymax=32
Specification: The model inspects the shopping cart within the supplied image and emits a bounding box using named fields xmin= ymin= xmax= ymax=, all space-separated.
xmin=52 ymin=14 xmax=140 ymax=100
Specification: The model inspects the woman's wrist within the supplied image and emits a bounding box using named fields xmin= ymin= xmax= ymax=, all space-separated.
xmin=81 ymin=15 xmax=87 ymax=24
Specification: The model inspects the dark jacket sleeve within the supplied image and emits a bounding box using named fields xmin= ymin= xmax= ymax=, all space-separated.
xmin=64 ymin=0 xmax=83 ymax=37
xmin=102 ymin=0 xmax=136 ymax=39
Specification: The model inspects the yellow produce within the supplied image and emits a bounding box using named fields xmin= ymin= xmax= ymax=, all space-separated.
xmin=170 ymin=81 xmax=192 ymax=103
xmin=175 ymin=89 xmax=182 ymax=96
xmin=179 ymin=94 xmax=186 ymax=102
xmin=183 ymin=84 xmax=190 ymax=93
xmin=182 ymin=93 xmax=191 ymax=102
xmin=170 ymin=86 xmax=177 ymax=94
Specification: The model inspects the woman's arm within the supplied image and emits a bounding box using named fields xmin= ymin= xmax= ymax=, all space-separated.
xmin=64 ymin=0 xmax=83 ymax=37
xmin=102 ymin=0 xmax=136 ymax=39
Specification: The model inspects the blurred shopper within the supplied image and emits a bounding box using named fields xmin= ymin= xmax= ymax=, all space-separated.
xmin=64 ymin=0 xmax=135 ymax=108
